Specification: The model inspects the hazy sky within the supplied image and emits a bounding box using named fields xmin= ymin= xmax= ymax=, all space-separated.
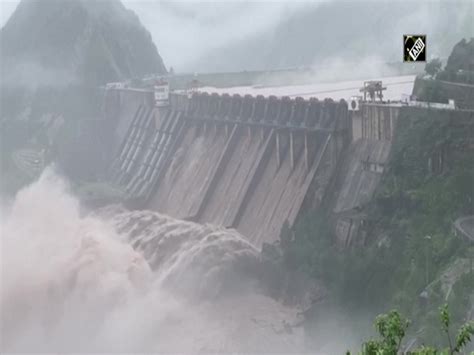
xmin=0 ymin=0 xmax=18 ymax=24
xmin=1 ymin=0 xmax=471 ymax=72
xmin=0 ymin=0 xmax=307 ymax=71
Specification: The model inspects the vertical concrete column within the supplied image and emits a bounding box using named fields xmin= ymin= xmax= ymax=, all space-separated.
xmin=250 ymin=97 xmax=257 ymax=119
xmin=369 ymin=106 xmax=374 ymax=138
xmin=366 ymin=107 xmax=369 ymax=138
xmin=361 ymin=107 xmax=365 ymax=139
xmin=372 ymin=106 xmax=376 ymax=139
xmin=367 ymin=107 xmax=370 ymax=138
xmin=378 ymin=109 xmax=381 ymax=140
xmin=290 ymin=131 xmax=294 ymax=169
xmin=304 ymin=132 xmax=309 ymax=170
xmin=365 ymin=107 xmax=368 ymax=139
xmin=276 ymin=132 xmax=281 ymax=167
xmin=215 ymin=95 xmax=222 ymax=118
xmin=303 ymin=104 xmax=310 ymax=128
xmin=288 ymin=103 xmax=295 ymax=126
xmin=389 ymin=107 xmax=392 ymax=140
xmin=262 ymin=97 xmax=268 ymax=122
xmin=276 ymin=98 xmax=282 ymax=125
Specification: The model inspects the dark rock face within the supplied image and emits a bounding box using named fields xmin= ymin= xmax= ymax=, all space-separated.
xmin=0 ymin=0 xmax=167 ymax=186
xmin=445 ymin=38 xmax=474 ymax=74
xmin=414 ymin=38 xmax=474 ymax=106
xmin=1 ymin=0 xmax=167 ymax=87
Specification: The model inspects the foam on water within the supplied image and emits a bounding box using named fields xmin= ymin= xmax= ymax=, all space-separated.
xmin=0 ymin=168 xmax=304 ymax=353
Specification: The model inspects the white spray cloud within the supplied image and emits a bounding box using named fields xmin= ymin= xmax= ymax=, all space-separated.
xmin=0 ymin=168 xmax=155 ymax=351
xmin=0 ymin=167 xmax=308 ymax=353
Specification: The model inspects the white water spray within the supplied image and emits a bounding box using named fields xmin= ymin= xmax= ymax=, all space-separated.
xmin=1 ymin=168 xmax=304 ymax=353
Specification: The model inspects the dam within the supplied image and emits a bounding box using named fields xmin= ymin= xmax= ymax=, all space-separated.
xmin=4 ymin=77 xmax=473 ymax=352
xmin=105 ymin=89 xmax=350 ymax=246
xmin=102 ymin=76 xmax=471 ymax=248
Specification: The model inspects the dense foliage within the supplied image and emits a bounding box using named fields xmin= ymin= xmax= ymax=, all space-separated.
xmin=352 ymin=306 xmax=474 ymax=354
xmin=414 ymin=38 xmax=474 ymax=108
xmin=425 ymin=59 xmax=443 ymax=78
xmin=437 ymin=38 xmax=474 ymax=84
xmin=282 ymin=107 xmax=474 ymax=346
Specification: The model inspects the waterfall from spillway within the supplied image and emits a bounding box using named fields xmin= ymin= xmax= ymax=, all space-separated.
xmin=0 ymin=168 xmax=304 ymax=353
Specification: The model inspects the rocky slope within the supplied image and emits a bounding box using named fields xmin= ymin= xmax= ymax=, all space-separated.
xmin=413 ymin=38 xmax=474 ymax=107
xmin=445 ymin=38 xmax=474 ymax=73
xmin=0 ymin=0 xmax=167 ymax=189
xmin=1 ymin=0 xmax=166 ymax=87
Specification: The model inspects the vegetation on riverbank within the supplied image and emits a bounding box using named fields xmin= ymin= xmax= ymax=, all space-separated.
xmin=282 ymin=106 xmax=474 ymax=347
xmin=352 ymin=305 xmax=473 ymax=354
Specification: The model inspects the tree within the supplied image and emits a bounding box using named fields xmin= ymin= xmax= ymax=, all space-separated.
xmin=349 ymin=305 xmax=474 ymax=354
xmin=425 ymin=58 xmax=443 ymax=78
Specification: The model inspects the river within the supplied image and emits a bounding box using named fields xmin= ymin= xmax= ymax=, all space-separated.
xmin=0 ymin=168 xmax=306 ymax=353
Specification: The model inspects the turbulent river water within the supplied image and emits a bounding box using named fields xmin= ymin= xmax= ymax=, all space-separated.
xmin=0 ymin=168 xmax=305 ymax=353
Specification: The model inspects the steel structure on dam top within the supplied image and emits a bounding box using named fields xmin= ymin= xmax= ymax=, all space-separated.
xmin=106 ymin=87 xmax=351 ymax=246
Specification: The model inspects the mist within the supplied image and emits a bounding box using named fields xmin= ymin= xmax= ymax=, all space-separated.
xmin=0 ymin=60 xmax=80 ymax=89
xmin=1 ymin=0 xmax=473 ymax=353
xmin=0 ymin=0 xmax=308 ymax=72
xmin=2 ymin=0 xmax=471 ymax=74
xmin=123 ymin=1 xmax=309 ymax=72
xmin=189 ymin=0 xmax=474 ymax=73
xmin=0 ymin=168 xmax=313 ymax=353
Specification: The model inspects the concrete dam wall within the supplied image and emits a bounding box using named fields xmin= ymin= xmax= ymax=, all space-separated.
xmin=332 ymin=103 xmax=399 ymax=247
xmin=106 ymin=90 xmax=350 ymax=246
xmin=104 ymin=87 xmax=470 ymax=248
